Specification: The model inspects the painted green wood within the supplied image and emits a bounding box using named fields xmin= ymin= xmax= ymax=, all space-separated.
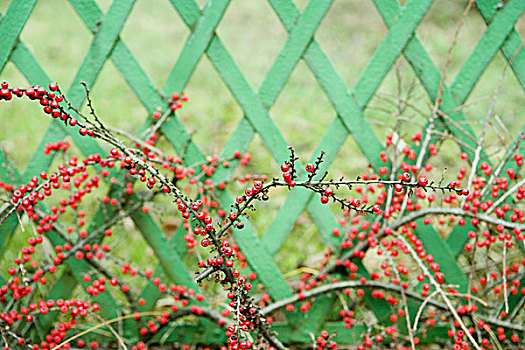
xmin=0 ymin=0 xmax=36 ymax=72
xmin=137 ymin=224 xmax=188 ymax=312
xmin=353 ymin=0 xmax=433 ymax=107
xmin=414 ymin=219 xmax=468 ymax=292
xmin=68 ymin=0 xmax=298 ymax=309
xmin=268 ymin=0 xmax=388 ymax=172
xmin=258 ymin=0 xmax=334 ymax=107
xmin=130 ymin=210 xmax=201 ymax=291
xmin=0 ymin=147 xmax=19 ymax=255
xmin=374 ymin=0 xmax=524 ymax=286
xmin=501 ymin=277 xmax=525 ymax=318
xmin=66 ymin=0 xmax=136 ymax=109
xmin=162 ymin=0 xmax=231 ymax=94
xmin=1 ymin=0 xmax=525 ymax=346
xmin=450 ymin=0 xmax=525 ymax=103
xmin=37 ymin=268 xmax=78 ymax=332
xmin=446 ymin=222 xmax=476 ymax=257
xmin=154 ymin=321 xmax=449 ymax=344
xmin=69 ymin=0 xmax=164 ymax=113
xmin=0 ymin=148 xmax=134 ymax=336
xmin=476 ymin=0 xmax=525 ymax=88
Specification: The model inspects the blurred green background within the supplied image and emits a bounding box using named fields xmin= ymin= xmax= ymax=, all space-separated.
xmin=0 ymin=0 xmax=524 ymax=272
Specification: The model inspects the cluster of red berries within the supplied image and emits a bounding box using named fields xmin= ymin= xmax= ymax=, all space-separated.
xmin=2 ymin=81 xmax=525 ymax=350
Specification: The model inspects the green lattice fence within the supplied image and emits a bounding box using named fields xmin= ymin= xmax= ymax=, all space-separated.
xmin=0 ymin=0 xmax=524 ymax=346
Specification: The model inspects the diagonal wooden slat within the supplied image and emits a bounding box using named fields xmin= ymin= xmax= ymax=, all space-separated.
xmin=373 ymin=0 xmax=524 ymax=292
xmin=162 ymin=0 xmax=231 ymax=94
xmin=262 ymin=0 xmax=433 ymax=255
xmin=1 ymin=0 xmax=524 ymax=345
xmin=0 ymin=0 xmax=139 ymax=269
xmin=0 ymin=147 xmax=134 ymax=334
xmin=450 ymin=0 xmax=525 ymax=103
xmin=1 ymin=1 xmax=201 ymax=329
xmin=0 ymin=0 xmax=36 ymax=72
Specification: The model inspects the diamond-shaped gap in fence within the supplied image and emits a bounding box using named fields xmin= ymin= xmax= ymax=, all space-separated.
xmin=234 ymin=132 xmax=284 ymax=236
xmin=274 ymin=210 xmax=327 ymax=276
xmin=214 ymin=0 xmax=287 ymax=91
xmin=176 ymin=55 xmax=244 ymax=156
xmin=17 ymin=0 xmax=92 ymax=89
xmin=0 ymin=211 xmax=35 ymax=272
xmin=0 ymin=63 xmax=51 ymax=171
xmin=518 ymin=13 xmax=525 ymax=37
xmin=313 ymin=0 xmax=389 ymax=90
xmin=82 ymin=60 xmax=148 ymax=134
xmin=269 ymin=60 xmax=336 ymax=162
xmin=329 ymin=135 xmax=369 ymax=183
xmin=119 ymin=0 xmax=188 ymax=89
xmin=452 ymin=50 xmax=525 ymax=143
xmin=111 ymin=218 xmax=162 ymax=286
xmin=413 ymin=3 xmax=486 ymax=82
xmin=362 ymin=58 xmax=432 ymax=141
xmin=193 ymin=0 xmax=207 ymax=8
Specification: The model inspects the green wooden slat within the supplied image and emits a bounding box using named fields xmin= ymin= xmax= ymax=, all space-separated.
xmin=375 ymin=0 xmax=525 ymax=262
xmin=353 ymin=0 xmax=433 ymax=107
xmin=138 ymin=224 xmax=188 ymax=312
xmin=451 ymin=0 xmax=525 ymax=103
xmin=261 ymin=0 xmax=433 ymax=257
xmin=66 ymin=0 xmax=136 ymax=107
xmin=0 ymin=148 xmax=129 ymax=332
xmin=0 ymin=146 xmax=19 ymax=254
xmin=155 ymin=0 xmax=231 ymax=163
xmin=268 ymin=0 xmax=388 ymax=171
xmin=257 ymin=0 xmax=334 ymax=107
xmin=446 ymin=221 xmax=476 ymax=257
xmin=37 ymin=268 xmax=78 ymax=332
xmin=169 ymin=0 xmax=200 ymax=27
xmin=0 ymin=0 xmax=36 ymax=72
xmin=260 ymin=117 xmax=348 ymax=256
xmin=130 ymin=210 xmax=200 ymax=291
xmin=414 ymin=219 xmax=468 ymax=292
xmin=162 ymin=0 xmax=230 ymax=94
xmin=68 ymin=0 xmax=164 ymax=112
xmin=155 ymin=321 xmax=449 ymax=345
xmin=504 ymin=277 xmax=525 ymax=317
xmin=373 ymin=0 xmax=480 ymax=161
xmin=477 ymin=1 xmax=525 ymax=89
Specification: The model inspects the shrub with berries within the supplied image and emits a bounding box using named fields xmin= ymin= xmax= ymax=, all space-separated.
xmin=0 ymin=77 xmax=524 ymax=350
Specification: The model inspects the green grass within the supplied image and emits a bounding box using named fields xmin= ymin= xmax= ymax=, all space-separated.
xmin=1 ymin=0 xmax=525 ymax=287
